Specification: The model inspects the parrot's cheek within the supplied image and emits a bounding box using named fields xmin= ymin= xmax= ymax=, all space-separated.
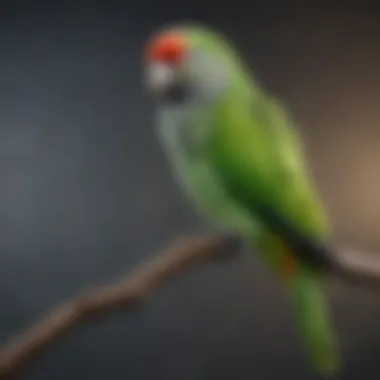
xmin=145 ymin=63 xmax=175 ymax=96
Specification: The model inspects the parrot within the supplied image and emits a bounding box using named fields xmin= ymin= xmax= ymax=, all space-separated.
xmin=142 ymin=22 xmax=341 ymax=374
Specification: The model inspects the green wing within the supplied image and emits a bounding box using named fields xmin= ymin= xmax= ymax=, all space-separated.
xmin=207 ymin=91 xmax=332 ymax=267
xmin=206 ymin=92 xmax=341 ymax=373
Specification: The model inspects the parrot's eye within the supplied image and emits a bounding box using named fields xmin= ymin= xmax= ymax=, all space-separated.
xmin=145 ymin=31 xmax=187 ymax=66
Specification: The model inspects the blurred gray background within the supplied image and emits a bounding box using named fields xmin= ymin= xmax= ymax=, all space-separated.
xmin=1 ymin=1 xmax=380 ymax=379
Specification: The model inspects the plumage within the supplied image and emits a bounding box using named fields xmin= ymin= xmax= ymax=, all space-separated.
xmin=144 ymin=23 xmax=341 ymax=374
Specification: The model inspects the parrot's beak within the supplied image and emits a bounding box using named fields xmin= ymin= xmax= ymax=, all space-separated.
xmin=145 ymin=62 xmax=189 ymax=103
xmin=145 ymin=62 xmax=176 ymax=97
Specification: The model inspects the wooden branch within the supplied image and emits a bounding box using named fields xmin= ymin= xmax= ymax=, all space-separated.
xmin=331 ymin=246 xmax=380 ymax=289
xmin=0 ymin=234 xmax=241 ymax=380
xmin=2 ymin=229 xmax=380 ymax=380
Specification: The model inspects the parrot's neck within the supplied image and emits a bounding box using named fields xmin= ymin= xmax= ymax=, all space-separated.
xmin=156 ymin=72 xmax=256 ymax=165
xmin=156 ymin=100 xmax=212 ymax=163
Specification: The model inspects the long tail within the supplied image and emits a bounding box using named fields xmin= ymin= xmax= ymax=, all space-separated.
xmin=289 ymin=267 xmax=341 ymax=375
xmin=253 ymin=233 xmax=341 ymax=375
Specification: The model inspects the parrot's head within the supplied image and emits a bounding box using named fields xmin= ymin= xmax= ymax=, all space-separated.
xmin=143 ymin=23 xmax=244 ymax=107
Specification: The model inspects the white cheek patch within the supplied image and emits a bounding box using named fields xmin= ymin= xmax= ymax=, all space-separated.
xmin=145 ymin=62 xmax=175 ymax=93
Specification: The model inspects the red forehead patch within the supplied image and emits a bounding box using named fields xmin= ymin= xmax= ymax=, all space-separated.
xmin=145 ymin=31 xmax=186 ymax=64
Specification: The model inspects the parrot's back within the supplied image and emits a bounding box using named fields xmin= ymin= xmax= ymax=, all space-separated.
xmin=208 ymin=90 xmax=341 ymax=374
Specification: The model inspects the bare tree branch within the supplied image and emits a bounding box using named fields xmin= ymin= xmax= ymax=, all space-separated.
xmin=2 ymin=229 xmax=380 ymax=380
xmin=331 ymin=246 xmax=380 ymax=289
xmin=0 ymin=233 xmax=241 ymax=380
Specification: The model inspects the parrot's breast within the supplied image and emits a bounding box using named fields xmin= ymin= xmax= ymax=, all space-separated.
xmin=157 ymin=105 xmax=260 ymax=236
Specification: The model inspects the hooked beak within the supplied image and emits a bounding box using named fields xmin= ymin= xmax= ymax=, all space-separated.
xmin=145 ymin=62 xmax=176 ymax=97
xmin=144 ymin=62 xmax=190 ymax=103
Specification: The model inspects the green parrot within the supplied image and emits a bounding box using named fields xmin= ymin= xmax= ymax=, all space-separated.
xmin=143 ymin=23 xmax=340 ymax=374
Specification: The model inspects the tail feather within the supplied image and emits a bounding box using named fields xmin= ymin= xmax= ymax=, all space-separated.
xmin=290 ymin=268 xmax=341 ymax=375
xmin=252 ymin=233 xmax=341 ymax=374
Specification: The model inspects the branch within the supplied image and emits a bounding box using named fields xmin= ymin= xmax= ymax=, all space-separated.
xmin=331 ymin=246 xmax=380 ymax=289
xmin=2 ymin=230 xmax=380 ymax=380
xmin=0 ymin=233 xmax=241 ymax=380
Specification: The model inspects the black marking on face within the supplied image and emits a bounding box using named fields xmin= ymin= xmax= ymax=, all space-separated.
xmin=160 ymin=81 xmax=192 ymax=104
